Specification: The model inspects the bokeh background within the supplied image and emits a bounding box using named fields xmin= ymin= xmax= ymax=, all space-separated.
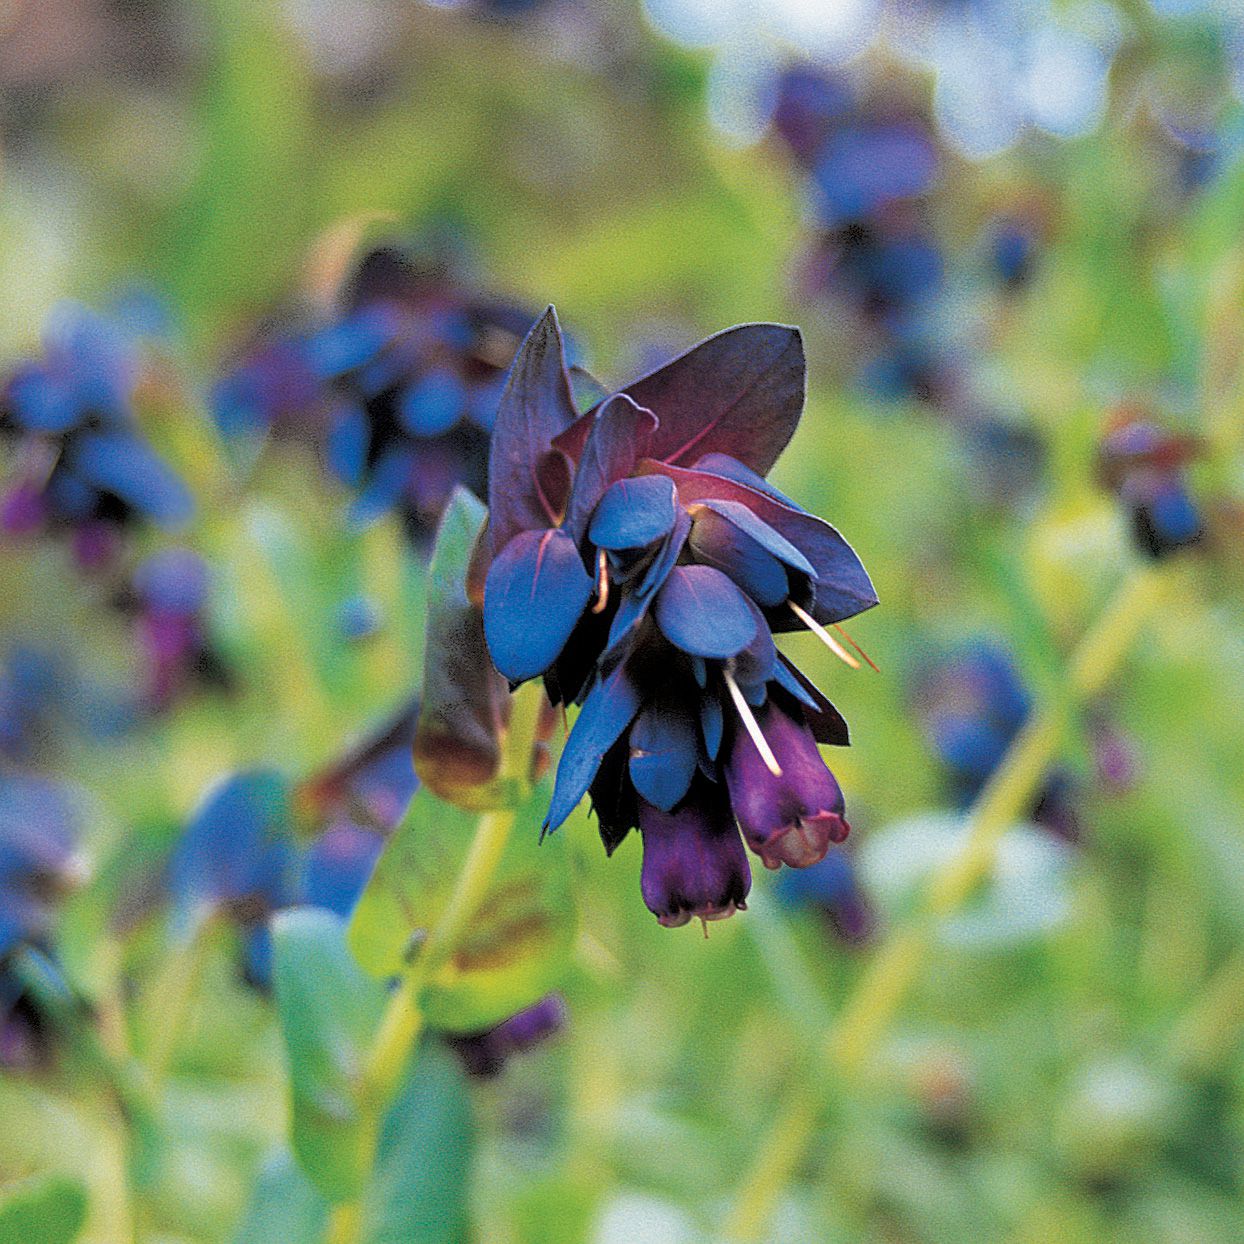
xmin=2 ymin=0 xmax=1244 ymax=1241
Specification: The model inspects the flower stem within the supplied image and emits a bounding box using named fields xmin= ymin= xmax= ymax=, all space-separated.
xmin=722 ymin=563 xmax=1174 ymax=1242
xmin=321 ymin=678 xmax=547 ymax=1244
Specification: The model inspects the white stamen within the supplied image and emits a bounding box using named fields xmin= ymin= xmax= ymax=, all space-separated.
xmin=724 ymin=668 xmax=782 ymax=777
xmin=591 ymin=548 xmax=610 ymax=614
xmin=788 ymin=599 xmax=861 ymax=669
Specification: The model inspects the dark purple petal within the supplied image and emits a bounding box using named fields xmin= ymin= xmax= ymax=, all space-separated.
xmin=488 ymin=307 xmax=579 ymax=556
xmin=563 ymin=394 xmax=658 ymax=542
xmin=776 ymin=654 xmax=850 ymax=746
xmin=641 ymin=460 xmax=877 ymax=624
xmin=726 ymin=702 xmax=849 ymax=871
xmin=546 ymin=661 xmax=642 ymax=833
xmin=589 ymin=474 xmax=679 ymax=552
xmin=654 ymin=565 xmax=757 ymax=659
xmin=692 ymin=452 xmax=799 ymax=506
xmin=638 ymin=784 xmax=751 ymax=928
xmin=628 ymin=702 xmax=698 ymax=812
xmin=448 ymin=993 xmax=566 ymax=1078
xmin=620 ymin=324 xmax=805 ymax=474
xmin=483 ymin=528 xmax=594 ymax=682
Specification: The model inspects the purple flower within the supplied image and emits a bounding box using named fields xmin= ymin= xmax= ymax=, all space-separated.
xmin=213 ymin=244 xmax=535 ymax=544
xmin=0 ymin=302 xmax=192 ymax=560
xmin=726 ymin=701 xmax=849 ymax=871
xmin=481 ymin=309 xmax=876 ymax=926
xmin=447 ymin=992 xmax=566 ymax=1078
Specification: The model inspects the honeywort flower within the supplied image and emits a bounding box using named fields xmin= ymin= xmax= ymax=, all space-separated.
xmin=0 ymin=303 xmax=192 ymax=563
xmin=213 ymin=244 xmax=533 ymax=544
xmin=1098 ymin=411 xmax=1203 ymax=560
xmin=482 ymin=309 xmax=877 ymax=926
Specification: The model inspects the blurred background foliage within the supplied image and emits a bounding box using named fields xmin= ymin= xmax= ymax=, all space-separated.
xmin=1 ymin=0 xmax=1244 ymax=1241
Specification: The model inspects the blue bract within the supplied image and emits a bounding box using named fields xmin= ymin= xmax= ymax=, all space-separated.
xmin=482 ymin=309 xmax=877 ymax=928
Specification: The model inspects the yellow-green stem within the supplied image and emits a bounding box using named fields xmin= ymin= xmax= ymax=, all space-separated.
xmin=144 ymin=911 xmax=217 ymax=1091
xmin=723 ymin=564 xmax=1173 ymax=1242
xmin=323 ymin=679 xmax=546 ymax=1244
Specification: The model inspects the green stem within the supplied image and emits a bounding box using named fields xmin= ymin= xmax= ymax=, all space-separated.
xmin=722 ymin=564 xmax=1173 ymax=1242
xmin=143 ymin=911 xmax=217 ymax=1092
xmin=323 ymin=679 xmax=547 ymax=1244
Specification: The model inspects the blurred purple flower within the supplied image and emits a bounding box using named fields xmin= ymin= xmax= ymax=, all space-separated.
xmin=447 ymin=992 xmax=566 ymax=1078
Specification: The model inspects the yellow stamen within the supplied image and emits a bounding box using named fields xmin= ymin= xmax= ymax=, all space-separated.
xmin=591 ymin=548 xmax=610 ymax=614
xmin=788 ymin=600 xmax=861 ymax=670
xmin=724 ymin=668 xmax=782 ymax=777
xmin=834 ymin=622 xmax=879 ymax=672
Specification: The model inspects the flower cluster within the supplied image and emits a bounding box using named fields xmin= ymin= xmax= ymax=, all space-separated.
xmin=482 ymin=309 xmax=876 ymax=927
xmin=213 ymin=244 xmax=534 ymax=544
xmin=769 ymin=65 xmax=949 ymax=406
xmin=1098 ymin=410 xmax=1203 ymax=560
xmin=0 ymin=303 xmax=192 ymax=567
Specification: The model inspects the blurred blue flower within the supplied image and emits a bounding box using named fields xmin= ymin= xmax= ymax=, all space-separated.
xmin=1098 ymin=412 xmax=1203 ymax=560
xmin=212 ymin=244 xmax=534 ymax=544
xmin=0 ymin=302 xmax=193 ymax=564
xmin=914 ymin=641 xmax=1081 ymax=841
xmin=775 ymin=846 xmax=874 ymax=943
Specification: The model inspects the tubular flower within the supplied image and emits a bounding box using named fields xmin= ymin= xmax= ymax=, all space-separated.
xmin=212 ymin=244 xmax=534 ymax=544
xmin=482 ymin=309 xmax=877 ymax=927
xmin=0 ymin=303 xmax=192 ymax=564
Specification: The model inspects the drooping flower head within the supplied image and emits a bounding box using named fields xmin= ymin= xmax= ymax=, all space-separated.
xmin=0 ymin=302 xmax=192 ymax=566
xmin=1098 ymin=408 xmax=1203 ymax=560
xmin=482 ymin=309 xmax=877 ymax=927
xmin=213 ymin=244 xmax=534 ymax=545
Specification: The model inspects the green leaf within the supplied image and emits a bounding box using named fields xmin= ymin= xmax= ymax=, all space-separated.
xmin=348 ymin=782 xmax=577 ymax=1033
xmin=360 ymin=1042 xmax=474 ymax=1244
xmin=413 ymin=488 xmax=515 ymax=811
xmin=232 ymin=1152 xmax=327 ymax=1244
xmin=272 ymin=909 xmax=389 ymax=1203
xmin=0 ymin=1174 xmax=87 ymax=1244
